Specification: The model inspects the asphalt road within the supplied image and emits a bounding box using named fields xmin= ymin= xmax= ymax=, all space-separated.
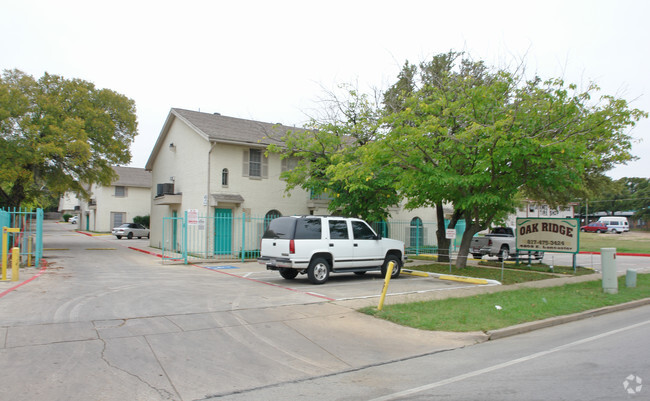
xmin=0 ymin=222 xmax=485 ymax=401
xmin=220 ymin=303 xmax=650 ymax=401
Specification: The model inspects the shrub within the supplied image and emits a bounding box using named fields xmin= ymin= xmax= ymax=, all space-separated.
xmin=134 ymin=215 xmax=150 ymax=228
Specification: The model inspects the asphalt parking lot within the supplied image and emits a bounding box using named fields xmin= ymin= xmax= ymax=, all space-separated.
xmin=194 ymin=261 xmax=493 ymax=303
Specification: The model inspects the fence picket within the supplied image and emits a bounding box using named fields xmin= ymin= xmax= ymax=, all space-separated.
xmin=160 ymin=213 xmax=466 ymax=265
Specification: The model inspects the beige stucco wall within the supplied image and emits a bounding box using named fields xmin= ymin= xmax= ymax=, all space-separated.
xmin=149 ymin=120 xmax=313 ymax=248
xmin=93 ymin=185 xmax=152 ymax=232
xmin=81 ymin=184 xmax=150 ymax=232
xmin=147 ymin=116 xmax=458 ymax=251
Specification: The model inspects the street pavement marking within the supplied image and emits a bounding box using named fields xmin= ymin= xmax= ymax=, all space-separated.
xmin=368 ymin=318 xmax=650 ymax=401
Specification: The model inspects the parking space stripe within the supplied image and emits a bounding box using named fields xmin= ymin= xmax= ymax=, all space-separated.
xmin=194 ymin=265 xmax=335 ymax=301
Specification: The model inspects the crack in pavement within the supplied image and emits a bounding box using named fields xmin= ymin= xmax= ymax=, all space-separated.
xmin=97 ymin=334 xmax=181 ymax=401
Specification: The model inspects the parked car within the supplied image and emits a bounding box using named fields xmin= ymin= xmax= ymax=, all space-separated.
xmin=112 ymin=223 xmax=150 ymax=239
xmin=580 ymin=222 xmax=609 ymax=233
xmin=258 ymin=216 xmax=405 ymax=284
xmin=69 ymin=215 xmax=78 ymax=224
xmin=470 ymin=226 xmax=544 ymax=261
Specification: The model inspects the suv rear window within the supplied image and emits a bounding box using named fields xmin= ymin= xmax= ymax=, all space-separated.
xmin=295 ymin=218 xmax=322 ymax=239
xmin=263 ymin=217 xmax=296 ymax=239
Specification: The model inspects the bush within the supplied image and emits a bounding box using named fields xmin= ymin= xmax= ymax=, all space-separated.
xmin=134 ymin=215 xmax=150 ymax=228
xmin=63 ymin=213 xmax=73 ymax=222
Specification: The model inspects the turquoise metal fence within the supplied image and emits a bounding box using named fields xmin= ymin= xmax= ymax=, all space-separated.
xmin=160 ymin=212 xmax=464 ymax=265
xmin=0 ymin=207 xmax=43 ymax=267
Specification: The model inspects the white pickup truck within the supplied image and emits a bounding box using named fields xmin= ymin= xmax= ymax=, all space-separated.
xmin=470 ymin=227 xmax=544 ymax=261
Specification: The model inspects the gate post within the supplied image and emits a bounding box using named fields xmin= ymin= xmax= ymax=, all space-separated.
xmin=183 ymin=210 xmax=188 ymax=265
xmin=241 ymin=212 xmax=246 ymax=263
xmin=35 ymin=208 xmax=43 ymax=267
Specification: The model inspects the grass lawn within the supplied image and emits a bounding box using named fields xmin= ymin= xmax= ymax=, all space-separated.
xmin=578 ymin=231 xmax=650 ymax=253
xmin=361 ymin=274 xmax=650 ymax=332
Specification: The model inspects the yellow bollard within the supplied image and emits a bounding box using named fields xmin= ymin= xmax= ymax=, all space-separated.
xmin=27 ymin=236 xmax=33 ymax=267
xmin=377 ymin=261 xmax=395 ymax=311
xmin=2 ymin=227 xmax=20 ymax=281
xmin=11 ymin=247 xmax=19 ymax=282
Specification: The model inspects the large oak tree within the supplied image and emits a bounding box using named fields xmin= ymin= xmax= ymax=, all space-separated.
xmin=380 ymin=52 xmax=646 ymax=267
xmin=0 ymin=70 xmax=138 ymax=207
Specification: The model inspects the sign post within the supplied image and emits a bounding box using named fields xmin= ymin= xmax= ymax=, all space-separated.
xmin=445 ymin=228 xmax=456 ymax=273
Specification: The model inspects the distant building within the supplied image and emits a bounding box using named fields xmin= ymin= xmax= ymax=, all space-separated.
xmin=60 ymin=166 xmax=152 ymax=231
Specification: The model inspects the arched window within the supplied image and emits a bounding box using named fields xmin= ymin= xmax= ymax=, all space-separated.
xmin=222 ymin=168 xmax=229 ymax=187
xmin=264 ymin=209 xmax=282 ymax=230
xmin=410 ymin=217 xmax=424 ymax=250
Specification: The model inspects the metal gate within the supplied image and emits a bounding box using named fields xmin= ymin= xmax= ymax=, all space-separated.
xmin=0 ymin=208 xmax=43 ymax=267
xmin=161 ymin=212 xmax=270 ymax=265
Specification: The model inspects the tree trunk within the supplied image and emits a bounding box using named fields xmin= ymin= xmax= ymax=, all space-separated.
xmin=435 ymin=200 xmax=450 ymax=262
xmin=455 ymin=221 xmax=484 ymax=268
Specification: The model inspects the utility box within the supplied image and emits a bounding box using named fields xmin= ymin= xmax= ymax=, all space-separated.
xmin=601 ymin=248 xmax=618 ymax=294
xmin=626 ymin=269 xmax=637 ymax=288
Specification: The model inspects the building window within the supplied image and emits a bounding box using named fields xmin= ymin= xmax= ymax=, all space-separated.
xmin=281 ymin=157 xmax=299 ymax=173
xmin=410 ymin=217 xmax=424 ymax=248
xmin=243 ymin=149 xmax=267 ymax=178
xmin=264 ymin=209 xmax=281 ymax=231
xmin=250 ymin=149 xmax=262 ymax=177
xmin=115 ymin=186 xmax=126 ymax=197
xmin=222 ymin=168 xmax=229 ymax=187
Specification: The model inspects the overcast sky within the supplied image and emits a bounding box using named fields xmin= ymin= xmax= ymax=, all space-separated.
xmin=2 ymin=0 xmax=649 ymax=179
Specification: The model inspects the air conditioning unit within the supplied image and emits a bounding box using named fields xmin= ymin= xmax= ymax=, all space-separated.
xmin=156 ymin=183 xmax=175 ymax=196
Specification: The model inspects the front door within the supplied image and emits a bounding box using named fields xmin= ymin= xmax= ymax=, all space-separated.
xmin=214 ymin=208 xmax=232 ymax=255
xmin=327 ymin=219 xmax=355 ymax=269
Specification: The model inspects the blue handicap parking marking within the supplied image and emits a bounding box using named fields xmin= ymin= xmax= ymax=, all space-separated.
xmin=204 ymin=265 xmax=240 ymax=270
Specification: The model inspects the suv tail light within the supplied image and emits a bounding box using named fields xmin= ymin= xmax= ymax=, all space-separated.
xmin=289 ymin=239 xmax=295 ymax=254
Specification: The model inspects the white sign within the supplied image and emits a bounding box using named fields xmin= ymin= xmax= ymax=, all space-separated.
xmin=516 ymin=218 xmax=580 ymax=253
xmin=445 ymin=229 xmax=456 ymax=239
xmin=187 ymin=209 xmax=199 ymax=225
xmin=198 ymin=218 xmax=206 ymax=231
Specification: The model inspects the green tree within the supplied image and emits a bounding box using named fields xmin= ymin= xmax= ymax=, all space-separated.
xmin=0 ymin=69 xmax=138 ymax=207
xmin=267 ymin=85 xmax=400 ymax=222
xmin=380 ymin=53 xmax=646 ymax=267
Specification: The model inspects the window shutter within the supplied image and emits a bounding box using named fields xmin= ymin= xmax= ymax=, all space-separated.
xmin=262 ymin=154 xmax=268 ymax=178
xmin=242 ymin=150 xmax=249 ymax=177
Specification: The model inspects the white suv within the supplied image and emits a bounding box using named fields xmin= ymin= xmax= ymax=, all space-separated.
xmin=258 ymin=216 xmax=405 ymax=284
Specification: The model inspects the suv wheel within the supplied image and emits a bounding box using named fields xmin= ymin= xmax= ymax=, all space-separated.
xmin=307 ymin=258 xmax=330 ymax=285
xmin=279 ymin=268 xmax=299 ymax=280
xmin=381 ymin=255 xmax=401 ymax=279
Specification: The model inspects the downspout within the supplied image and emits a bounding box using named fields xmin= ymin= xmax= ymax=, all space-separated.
xmin=207 ymin=141 xmax=218 ymax=252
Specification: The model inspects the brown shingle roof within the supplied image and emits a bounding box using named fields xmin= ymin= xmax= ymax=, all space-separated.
xmin=112 ymin=166 xmax=152 ymax=188
xmin=172 ymin=108 xmax=300 ymax=146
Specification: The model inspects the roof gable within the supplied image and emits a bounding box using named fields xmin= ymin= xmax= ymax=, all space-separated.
xmin=146 ymin=108 xmax=304 ymax=170
xmin=112 ymin=166 xmax=152 ymax=188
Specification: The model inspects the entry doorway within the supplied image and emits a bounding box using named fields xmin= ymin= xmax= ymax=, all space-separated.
xmin=214 ymin=208 xmax=232 ymax=255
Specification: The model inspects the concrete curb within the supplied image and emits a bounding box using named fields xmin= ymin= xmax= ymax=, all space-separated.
xmin=486 ymin=297 xmax=650 ymax=340
xmin=400 ymin=268 xmax=500 ymax=286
